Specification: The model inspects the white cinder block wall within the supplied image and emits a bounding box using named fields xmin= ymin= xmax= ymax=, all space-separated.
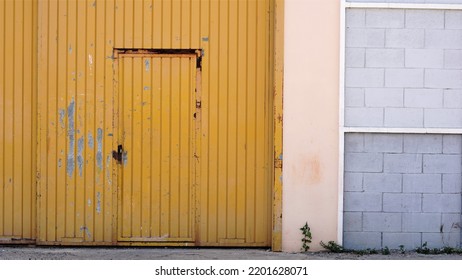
xmin=343 ymin=3 xmax=462 ymax=250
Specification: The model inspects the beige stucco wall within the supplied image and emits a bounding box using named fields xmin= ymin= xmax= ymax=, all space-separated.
xmin=282 ymin=0 xmax=340 ymax=252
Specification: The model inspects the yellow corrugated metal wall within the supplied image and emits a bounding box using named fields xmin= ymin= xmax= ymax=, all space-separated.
xmin=0 ymin=0 xmax=37 ymax=243
xmin=34 ymin=0 xmax=273 ymax=246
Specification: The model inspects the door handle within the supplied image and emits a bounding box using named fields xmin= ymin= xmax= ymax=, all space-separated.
xmin=112 ymin=144 xmax=124 ymax=164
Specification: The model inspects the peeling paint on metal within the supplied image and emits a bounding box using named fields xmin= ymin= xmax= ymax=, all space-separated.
xmin=77 ymin=136 xmax=84 ymax=177
xmin=58 ymin=158 xmax=62 ymax=168
xmin=201 ymin=37 xmax=209 ymax=42
xmin=87 ymin=199 xmax=91 ymax=206
xmin=58 ymin=109 xmax=66 ymax=129
xmin=88 ymin=132 xmax=94 ymax=149
xmin=79 ymin=226 xmax=92 ymax=238
xmin=68 ymin=44 xmax=72 ymax=54
xmin=143 ymin=86 xmax=150 ymax=91
xmin=106 ymin=155 xmax=112 ymax=185
xmin=279 ymin=154 xmax=283 ymax=160
xmin=88 ymin=54 xmax=93 ymax=75
xmin=67 ymin=98 xmax=75 ymax=177
xmin=96 ymin=192 xmax=101 ymax=214
xmin=122 ymin=151 xmax=128 ymax=166
xmin=144 ymin=59 xmax=150 ymax=72
xmin=97 ymin=128 xmax=103 ymax=170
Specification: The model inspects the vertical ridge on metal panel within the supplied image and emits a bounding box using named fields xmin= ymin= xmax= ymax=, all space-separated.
xmin=0 ymin=0 xmax=36 ymax=243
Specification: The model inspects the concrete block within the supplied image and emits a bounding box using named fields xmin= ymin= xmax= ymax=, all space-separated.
xmin=443 ymin=135 xmax=462 ymax=154
xmin=346 ymin=48 xmax=365 ymax=68
xmin=385 ymin=69 xmax=424 ymax=88
xmin=445 ymin=10 xmax=462 ymax=29
xmin=364 ymin=133 xmax=403 ymax=153
xmin=363 ymin=173 xmax=402 ymax=193
xmin=403 ymin=134 xmax=442 ymax=154
xmin=364 ymin=213 xmax=402 ymax=232
xmin=345 ymin=108 xmax=384 ymax=127
xmin=343 ymin=232 xmax=382 ymax=250
xmin=423 ymin=194 xmax=461 ymax=213
xmin=344 ymin=212 xmax=363 ymax=232
xmin=403 ymin=174 xmax=442 ymax=193
xmin=384 ymin=154 xmax=423 ymax=173
xmin=442 ymin=174 xmax=462 ymax=193
xmin=365 ymin=88 xmax=404 ymax=107
xmin=346 ymin=9 xmax=366 ymax=28
xmin=405 ymin=10 xmax=444 ymax=29
xmin=443 ymin=90 xmax=462 ymax=108
xmin=345 ymin=152 xmax=383 ymax=172
xmin=344 ymin=172 xmax=364 ymax=192
xmin=346 ymin=28 xmax=385 ymax=48
xmin=383 ymin=193 xmax=422 ymax=212
xmin=405 ymin=49 xmax=443 ymax=69
xmin=425 ymin=109 xmax=462 ymax=128
xmin=346 ymin=68 xmax=385 ymax=87
xmin=423 ymin=154 xmax=462 ymax=173
xmin=382 ymin=233 xmax=422 ymax=250
xmin=345 ymin=88 xmax=365 ymax=107
xmin=425 ymin=29 xmax=462 ymax=49
xmin=386 ymin=29 xmax=424 ymax=48
xmin=366 ymin=48 xmax=404 ymax=68
xmin=403 ymin=213 xmax=441 ymax=233
xmin=444 ymin=50 xmax=462 ymax=69
xmin=345 ymin=133 xmax=364 ymax=152
xmin=344 ymin=192 xmax=383 ymax=212
xmin=425 ymin=69 xmax=462 ymax=89
xmin=384 ymin=108 xmax=423 ymax=128
xmin=442 ymin=214 xmax=462 ymax=233
xmin=366 ymin=9 xmax=404 ymax=28
xmin=404 ymin=89 xmax=443 ymax=108
xmin=422 ymin=233 xmax=461 ymax=248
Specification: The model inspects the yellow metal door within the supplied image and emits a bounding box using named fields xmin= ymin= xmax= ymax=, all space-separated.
xmin=117 ymin=53 xmax=197 ymax=242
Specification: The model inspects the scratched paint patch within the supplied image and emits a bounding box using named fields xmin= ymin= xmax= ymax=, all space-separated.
xmin=88 ymin=132 xmax=94 ymax=149
xmin=96 ymin=192 xmax=101 ymax=214
xmin=88 ymin=54 xmax=93 ymax=75
xmin=67 ymin=98 xmax=75 ymax=177
xmin=58 ymin=109 xmax=66 ymax=129
xmin=97 ymin=128 xmax=103 ymax=170
xmin=145 ymin=59 xmax=150 ymax=72
xmin=80 ymin=226 xmax=92 ymax=239
xmin=122 ymin=151 xmax=128 ymax=166
xmin=106 ymin=155 xmax=112 ymax=185
xmin=77 ymin=136 xmax=84 ymax=177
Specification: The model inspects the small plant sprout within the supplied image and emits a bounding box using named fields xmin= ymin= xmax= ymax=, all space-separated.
xmin=381 ymin=246 xmax=390 ymax=255
xmin=320 ymin=241 xmax=344 ymax=253
xmin=399 ymin=245 xmax=405 ymax=254
xmin=300 ymin=222 xmax=312 ymax=252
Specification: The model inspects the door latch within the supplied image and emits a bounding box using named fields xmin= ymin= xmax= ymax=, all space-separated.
xmin=112 ymin=144 xmax=124 ymax=164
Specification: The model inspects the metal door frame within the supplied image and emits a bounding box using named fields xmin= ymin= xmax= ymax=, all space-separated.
xmin=112 ymin=49 xmax=202 ymax=246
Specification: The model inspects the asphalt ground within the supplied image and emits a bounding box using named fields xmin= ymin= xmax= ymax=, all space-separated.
xmin=1 ymin=246 xmax=462 ymax=260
